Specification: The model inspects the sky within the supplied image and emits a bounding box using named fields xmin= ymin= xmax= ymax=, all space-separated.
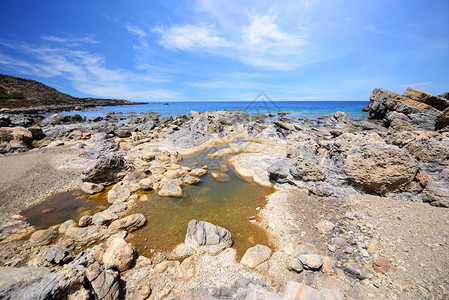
xmin=0 ymin=0 xmax=448 ymax=102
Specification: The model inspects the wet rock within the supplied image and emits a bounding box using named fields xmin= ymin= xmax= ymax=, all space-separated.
xmin=178 ymin=255 xmax=203 ymax=280
xmin=158 ymin=179 xmax=183 ymax=197
xmin=29 ymin=229 xmax=57 ymax=246
xmin=185 ymin=219 xmax=232 ymax=254
xmin=298 ymin=254 xmax=323 ymax=270
xmin=103 ymin=237 xmax=135 ymax=272
xmin=183 ymin=174 xmax=200 ymax=185
xmin=190 ymin=168 xmax=207 ymax=177
xmin=45 ymin=247 xmax=71 ymax=265
xmin=81 ymin=154 xmax=127 ymax=184
xmin=107 ymin=181 xmax=139 ymax=204
xmin=210 ymin=172 xmax=231 ymax=182
xmin=82 ymin=182 xmax=104 ymax=194
xmin=240 ymin=244 xmax=272 ymax=271
xmin=373 ymin=258 xmax=396 ymax=274
xmin=78 ymin=215 xmax=92 ymax=227
xmin=283 ymin=281 xmax=343 ymax=300
xmin=92 ymin=211 xmax=119 ymax=226
xmin=85 ymin=262 xmax=121 ymax=300
xmin=108 ymin=213 xmax=146 ymax=232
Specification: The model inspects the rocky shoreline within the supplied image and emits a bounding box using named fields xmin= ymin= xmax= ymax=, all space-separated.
xmin=0 ymin=87 xmax=448 ymax=299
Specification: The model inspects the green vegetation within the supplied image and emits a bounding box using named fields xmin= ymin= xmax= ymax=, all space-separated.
xmin=0 ymin=86 xmax=25 ymax=99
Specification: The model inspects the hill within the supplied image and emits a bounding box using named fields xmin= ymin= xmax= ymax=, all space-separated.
xmin=0 ymin=74 xmax=141 ymax=108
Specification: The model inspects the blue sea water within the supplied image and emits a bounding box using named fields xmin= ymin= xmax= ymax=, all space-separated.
xmin=57 ymin=101 xmax=370 ymax=120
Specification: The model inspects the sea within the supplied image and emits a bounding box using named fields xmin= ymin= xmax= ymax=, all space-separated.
xmin=55 ymin=100 xmax=370 ymax=120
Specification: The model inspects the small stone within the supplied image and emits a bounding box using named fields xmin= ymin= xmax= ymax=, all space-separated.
xmin=157 ymin=179 xmax=183 ymax=197
xmin=240 ymin=244 xmax=272 ymax=269
xmin=154 ymin=261 xmax=180 ymax=273
xmin=361 ymin=249 xmax=369 ymax=257
xmin=289 ymin=257 xmax=303 ymax=273
xmin=367 ymin=238 xmax=381 ymax=253
xmin=343 ymin=246 xmax=354 ymax=254
xmin=298 ymin=254 xmax=323 ymax=270
xmin=29 ymin=229 xmax=57 ymax=246
xmin=322 ymin=257 xmax=336 ymax=275
xmin=183 ymin=174 xmax=200 ymax=185
xmin=190 ymin=168 xmax=207 ymax=177
xmin=78 ymin=215 xmax=92 ymax=227
xmin=139 ymin=178 xmax=153 ymax=190
xmin=139 ymin=195 xmax=150 ymax=201
xmin=373 ymin=258 xmax=396 ymax=274
xmin=332 ymin=236 xmax=347 ymax=248
xmin=82 ymin=182 xmax=104 ymax=194
xmin=139 ymin=284 xmax=151 ymax=300
xmin=135 ymin=256 xmax=152 ymax=269
xmin=92 ymin=211 xmax=119 ymax=226
xmin=210 ymin=172 xmax=231 ymax=182
xmin=178 ymin=255 xmax=202 ymax=280
xmin=345 ymin=212 xmax=354 ymax=220
xmin=315 ymin=220 xmax=335 ymax=233
xmin=44 ymin=247 xmax=70 ymax=265
xmin=58 ymin=219 xmax=76 ymax=234
xmin=327 ymin=244 xmax=336 ymax=252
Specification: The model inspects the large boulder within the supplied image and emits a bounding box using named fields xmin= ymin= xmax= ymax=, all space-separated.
xmin=81 ymin=154 xmax=127 ymax=184
xmin=368 ymin=88 xmax=439 ymax=120
xmin=0 ymin=127 xmax=33 ymax=153
xmin=403 ymin=87 xmax=449 ymax=111
xmin=337 ymin=133 xmax=419 ymax=194
xmin=435 ymin=107 xmax=449 ymax=130
xmin=185 ymin=220 xmax=232 ymax=254
xmin=85 ymin=262 xmax=121 ymax=300
xmin=103 ymin=237 xmax=135 ymax=272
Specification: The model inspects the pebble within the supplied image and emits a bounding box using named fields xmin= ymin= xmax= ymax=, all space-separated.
xmin=327 ymin=244 xmax=336 ymax=252
xmin=342 ymin=246 xmax=354 ymax=254
xmin=332 ymin=236 xmax=347 ymax=248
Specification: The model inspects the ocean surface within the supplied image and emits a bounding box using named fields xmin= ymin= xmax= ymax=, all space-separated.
xmin=56 ymin=101 xmax=370 ymax=120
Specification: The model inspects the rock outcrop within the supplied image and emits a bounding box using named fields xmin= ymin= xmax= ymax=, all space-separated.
xmin=185 ymin=219 xmax=233 ymax=254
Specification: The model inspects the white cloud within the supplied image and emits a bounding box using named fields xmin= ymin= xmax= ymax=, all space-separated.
xmin=41 ymin=35 xmax=98 ymax=44
xmin=154 ymin=24 xmax=228 ymax=50
xmin=0 ymin=40 xmax=181 ymax=101
xmin=126 ymin=24 xmax=146 ymax=38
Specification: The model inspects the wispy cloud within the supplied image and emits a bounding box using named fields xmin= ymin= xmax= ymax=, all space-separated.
xmin=154 ymin=24 xmax=228 ymax=50
xmin=41 ymin=35 xmax=98 ymax=45
xmin=0 ymin=39 xmax=182 ymax=101
xmin=126 ymin=24 xmax=146 ymax=38
xmin=399 ymin=81 xmax=432 ymax=88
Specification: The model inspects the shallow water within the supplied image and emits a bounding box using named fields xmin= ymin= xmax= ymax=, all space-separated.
xmin=127 ymin=143 xmax=274 ymax=259
xmin=21 ymin=188 xmax=111 ymax=230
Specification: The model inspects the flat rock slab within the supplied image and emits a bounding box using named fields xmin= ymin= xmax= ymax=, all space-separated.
xmin=0 ymin=267 xmax=49 ymax=290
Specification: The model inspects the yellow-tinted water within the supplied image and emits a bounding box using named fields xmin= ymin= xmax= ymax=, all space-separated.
xmin=21 ymin=188 xmax=111 ymax=230
xmin=127 ymin=143 xmax=274 ymax=259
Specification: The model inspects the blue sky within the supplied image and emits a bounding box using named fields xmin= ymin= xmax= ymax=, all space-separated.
xmin=0 ymin=0 xmax=448 ymax=101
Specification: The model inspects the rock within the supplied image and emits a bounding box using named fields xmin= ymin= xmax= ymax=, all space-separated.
xmin=82 ymin=182 xmax=104 ymax=194
xmin=134 ymin=256 xmax=152 ymax=269
xmin=267 ymin=157 xmax=298 ymax=184
xmin=332 ymin=236 xmax=347 ymax=248
xmin=240 ymin=245 xmax=272 ymax=271
xmin=289 ymin=257 xmax=304 ymax=273
xmin=158 ymin=179 xmax=183 ymax=197
xmin=373 ymin=258 xmax=396 ymax=274
xmin=158 ymin=286 xmax=172 ymax=300
xmin=78 ymin=215 xmax=92 ymax=227
xmin=154 ymin=260 xmax=180 ymax=273
xmin=29 ymin=229 xmax=57 ymax=246
xmin=0 ymin=267 xmax=50 ymax=292
xmin=210 ymin=172 xmax=231 ymax=182
xmin=298 ymin=254 xmax=323 ymax=270
xmin=322 ymin=257 xmax=336 ymax=275
xmin=315 ymin=220 xmax=335 ymax=233
xmin=92 ymin=211 xmax=119 ymax=226
xmin=283 ymin=281 xmax=343 ymax=300
xmin=287 ymin=141 xmax=326 ymax=181
xmin=190 ymin=168 xmax=207 ymax=177
xmin=341 ymin=133 xmax=419 ymax=194
xmin=0 ymin=127 xmax=33 ymax=150
xmin=138 ymin=178 xmax=153 ymax=190
xmin=185 ymin=219 xmax=232 ymax=254
xmin=178 ymin=255 xmax=202 ymax=280
xmin=403 ymin=87 xmax=449 ymax=111
xmin=183 ymin=174 xmax=200 ymax=185
xmin=58 ymin=219 xmax=77 ymax=234
xmin=435 ymin=107 xmax=449 ymax=130
xmin=65 ymin=225 xmax=107 ymax=245
xmin=28 ymin=126 xmax=43 ymax=140
xmin=108 ymin=213 xmax=146 ymax=232
xmin=81 ymin=154 xmax=127 ymax=184
xmin=85 ymin=261 xmax=121 ymax=300
xmin=366 ymin=238 xmax=381 ymax=253
xmin=103 ymin=237 xmax=135 ymax=272
xmin=44 ymin=247 xmax=70 ymax=265
xmin=342 ymin=246 xmax=354 ymax=254
xmin=368 ymin=88 xmax=439 ymax=120
xmin=108 ymin=181 xmax=139 ymax=204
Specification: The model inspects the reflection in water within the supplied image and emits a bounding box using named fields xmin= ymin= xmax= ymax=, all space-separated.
xmin=127 ymin=143 xmax=274 ymax=259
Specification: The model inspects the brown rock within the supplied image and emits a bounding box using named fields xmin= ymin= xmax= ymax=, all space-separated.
xmin=435 ymin=107 xmax=449 ymax=130
xmin=29 ymin=229 xmax=57 ymax=246
xmin=108 ymin=213 xmax=146 ymax=232
xmin=102 ymin=237 xmax=135 ymax=272
xmin=322 ymin=257 xmax=336 ymax=275
xmin=157 ymin=179 xmax=183 ymax=197
xmin=416 ymin=173 xmax=429 ymax=187
xmin=403 ymin=87 xmax=449 ymax=111
xmin=240 ymin=245 xmax=272 ymax=270
xmin=178 ymin=255 xmax=202 ymax=280
xmin=373 ymin=258 xmax=396 ymax=274
xmin=154 ymin=260 xmax=180 ymax=273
